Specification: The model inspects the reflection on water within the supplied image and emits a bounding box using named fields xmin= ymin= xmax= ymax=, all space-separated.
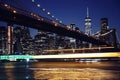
xmin=30 ymin=67 xmax=120 ymax=80
xmin=0 ymin=61 xmax=120 ymax=80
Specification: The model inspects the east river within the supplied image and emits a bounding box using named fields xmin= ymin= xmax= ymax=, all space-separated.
xmin=0 ymin=61 xmax=120 ymax=80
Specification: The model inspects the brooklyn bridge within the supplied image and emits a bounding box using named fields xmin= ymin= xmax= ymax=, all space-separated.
xmin=0 ymin=0 xmax=120 ymax=60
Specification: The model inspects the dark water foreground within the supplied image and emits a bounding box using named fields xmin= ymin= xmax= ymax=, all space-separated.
xmin=0 ymin=61 xmax=120 ymax=80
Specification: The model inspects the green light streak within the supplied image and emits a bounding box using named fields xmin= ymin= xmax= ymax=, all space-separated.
xmin=0 ymin=55 xmax=33 ymax=60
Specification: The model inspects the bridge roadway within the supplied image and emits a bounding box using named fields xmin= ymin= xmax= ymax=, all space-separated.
xmin=0 ymin=2 xmax=108 ymax=45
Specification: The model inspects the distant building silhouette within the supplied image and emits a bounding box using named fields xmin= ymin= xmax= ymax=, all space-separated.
xmin=101 ymin=18 xmax=109 ymax=34
xmin=100 ymin=18 xmax=110 ymax=43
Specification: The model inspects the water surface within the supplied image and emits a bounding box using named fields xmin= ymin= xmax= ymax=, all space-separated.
xmin=0 ymin=61 xmax=120 ymax=80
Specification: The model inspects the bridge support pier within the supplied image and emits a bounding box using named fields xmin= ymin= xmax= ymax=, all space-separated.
xmin=7 ymin=23 xmax=14 ymax=54
xmin=112 ymin=29 xmax=117 ymax=48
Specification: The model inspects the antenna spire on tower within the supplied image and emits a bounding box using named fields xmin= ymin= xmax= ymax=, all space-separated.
xmin=87 ymin=7 xmax=89 ymax=17
xmin=85 ymin=7 xmax=91 ymax=36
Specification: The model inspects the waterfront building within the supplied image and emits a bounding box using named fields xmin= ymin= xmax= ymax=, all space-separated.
xmin=47 ymin=32 xmax=56 ymax=49
xmin=7 ymin=23 xmax=14 ymax=54
xmin=34 ymin=30 xmax=49 ymax=55
xmin=14 ymin=26 xmax=34 ymax=55
xmin=55 ymin=35 xmax=66 ymax=49
xmin=14 ymin=26 xmax=23 ymax=53
xmin=0 ymin=26 xmax=7 ymax=55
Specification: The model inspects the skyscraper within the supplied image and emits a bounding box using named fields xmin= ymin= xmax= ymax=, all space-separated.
xmin=34 ymin=30 xmax=49 ymax=54
xmin=84 ymin=7 xmax=92 ymax=48
xmin=7 ymin=23 xmax=14 ymax=54
xmin=101 ymin=18 xmax=109 ymax=34
xmin=85 ymin=7 xmax=92 ymax=36
xmin=100 ymin=18 xmax=110 ymax=43
xmin=14 ymin=26 xmax=34 ymax=55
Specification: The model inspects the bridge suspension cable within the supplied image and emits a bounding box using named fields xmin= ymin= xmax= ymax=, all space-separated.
xmin=0 ymin=0 xmax=33 ymax=13
xmin=31 ymin=0 xmax=62 ymax=23
xmin=93 ymin=29 xmax=114 ymax=37
xmin=100 ymin=29 xmax=113 ymax=37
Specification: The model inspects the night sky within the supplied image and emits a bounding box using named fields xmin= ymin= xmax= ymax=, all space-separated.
xmin=0 ymin=0 xmax=120 ymax=39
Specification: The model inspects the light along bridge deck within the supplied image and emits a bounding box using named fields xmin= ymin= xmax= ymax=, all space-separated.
xmin=43 ymin=47 xmax=114 ymax=52
xmin=0 ymin=52 xmax=120 ymax=60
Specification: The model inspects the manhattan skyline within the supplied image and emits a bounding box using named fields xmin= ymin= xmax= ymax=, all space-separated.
xmin=29 ymin=0 xmax=120 ymax=38
xmin=0 ymin=0 xmax=120 ymax=39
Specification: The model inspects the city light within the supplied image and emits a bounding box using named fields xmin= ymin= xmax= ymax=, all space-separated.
xmin=44 ymin=47 xmax=114 ymax=52
xmin=37 ymin=4 xmax=40 ymax=7
xmin=47 ymin=12 xmax=50 ymax=15
xmin=52 ymin=15 xmax=54 ymax=18
xmin=32 ymin=0 xmax=35 ymax=2
xmin=56 ymin=18 xmax=58 ymax=21
xmin=4 ymin=4 xmax=8 ymax=7
xmin=59 ymin=21 xmax=62 ymax=23
xmin=42 ymin=8 xmax=45 ymax=11
xmin=13 ymin=10 xmax=17 ymax=13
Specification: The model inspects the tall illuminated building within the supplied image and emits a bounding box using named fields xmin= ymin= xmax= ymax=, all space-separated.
xmin=85 ymin=7 xmax=92 ymax=36
xmin=34 ymin=30 xmax=49 ymax=54
xmin=84 ymin=7 xmax=92 ymax=48
xmin=7 ymin=23 xmax=14 ymax=54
